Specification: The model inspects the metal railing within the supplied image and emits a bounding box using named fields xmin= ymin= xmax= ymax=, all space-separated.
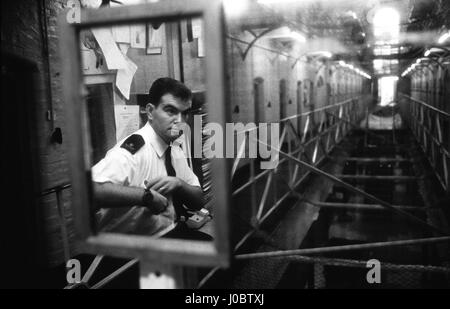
xmin=230 ymin=95 xmax=367 ymax=250
xmin=400 ymin=93 xmax=450 ymax=192
xmin=39 ymin=184 xmax=139 ymax=289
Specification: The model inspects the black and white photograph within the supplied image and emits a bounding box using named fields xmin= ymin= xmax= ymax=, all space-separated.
xmin=1 ymin=0 xmax=449 ymax=292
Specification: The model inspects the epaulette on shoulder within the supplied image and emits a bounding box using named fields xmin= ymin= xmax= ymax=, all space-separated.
xmin=121 ymin=134 xmax=145 ymax=155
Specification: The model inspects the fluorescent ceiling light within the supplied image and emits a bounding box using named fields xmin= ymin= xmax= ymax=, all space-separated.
xmin=438 ymin=31 xmax=450 ymax=44
xmin=291 ymin=31 xmax=307 ymax=42
xmin=319 ymin=51 xmax=332 ymax=58
xmin=268 ymin=26 xmax=306 ymax=42
xmin=223 ymin=0 xmax=249 ymax=17
xmin=373 ymin=7 xmax=400 ymax=28
xmin=309 ymin=51 xmax=332 ymax=58
xmin=258 ymin=0 xmax=304 ymax=4
xmin=373 ymin=7 xmax=400 ymax=45
xmin=425 ymin=47 xmax=447 ymax=57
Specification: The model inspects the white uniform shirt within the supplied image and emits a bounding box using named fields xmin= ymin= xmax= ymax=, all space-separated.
xmin=92 ymin=122 xmax=200 ymax=236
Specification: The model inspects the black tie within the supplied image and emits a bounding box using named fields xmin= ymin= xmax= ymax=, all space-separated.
xmin=164 ymin=146 xmax=186 ymax=219
xmin=164 ymin=146 xmax=176 ymax=177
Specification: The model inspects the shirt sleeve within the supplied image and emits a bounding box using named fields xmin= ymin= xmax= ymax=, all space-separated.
xmin=182 ymin=163 xmax=201 ymax=187
xmin=173 ymin=149 xmax=201 ymax=188
xmin=91 ymin=147 xmax=136 ymax=186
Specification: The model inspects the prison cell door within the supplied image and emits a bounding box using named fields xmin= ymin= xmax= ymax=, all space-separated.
xmin=254 ymin=77 xmax=265 ymax=124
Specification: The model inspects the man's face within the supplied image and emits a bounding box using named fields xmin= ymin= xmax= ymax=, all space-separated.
xmin=147 ymin=93 xmax=191 ymax=144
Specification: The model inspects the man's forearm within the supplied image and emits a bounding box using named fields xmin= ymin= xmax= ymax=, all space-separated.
xmin=177 ymin=181 xmax=204 ymax=210
xmin=93 ymin=182 xmax=144 ymax=209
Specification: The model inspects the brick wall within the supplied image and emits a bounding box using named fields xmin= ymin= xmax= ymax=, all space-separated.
xmin=2 ymin=0 xmax=75 ymax=267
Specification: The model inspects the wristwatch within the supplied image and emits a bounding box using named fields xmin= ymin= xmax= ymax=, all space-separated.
xmin=142 ymin=188 xmax=154 ymax=207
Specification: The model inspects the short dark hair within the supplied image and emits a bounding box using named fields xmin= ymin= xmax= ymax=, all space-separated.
xmin=148 ymin=77 xmax=192 ymax=106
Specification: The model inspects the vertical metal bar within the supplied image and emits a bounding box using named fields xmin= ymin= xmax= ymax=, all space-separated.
xmin=231 ymin=134 xmax=247 ymax=178
xmin=274 ymin=126 xmax=287 ymax=205
xmin=443 ymin=155 xmax=449 ymax=191
xmin=82 ymin=255 xmax=104 ymax=283
xmin=287 ymin=121 xmax=293 ymax=185
xmin=335 ymin=106 xmax=342 ymax=142
xmin=325 ymin=129 xmax=331 ymax=153
xmin=250 ymin=157 xmax=257 ymax=226
xmin=302 ymin=116 xmax=310 ymax=144
xmin=256 ymin=172 xmax=273 ymax=221
xmin=392 ymin=101 xmax=396 ymax=144
xmin=436 ymin=114 xmax=449 ymax=190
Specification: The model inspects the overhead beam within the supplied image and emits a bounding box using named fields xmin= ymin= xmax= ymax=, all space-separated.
xmin=310 ymin=201 xmax=427 ymax=212
xmin=335 ymin=157 xmax=413 ymax=163
xmin=334 ymin=175 xmax=421 ymax=181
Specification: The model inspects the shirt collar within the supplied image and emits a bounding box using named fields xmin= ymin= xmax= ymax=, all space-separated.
xmin=141 ymin=122 xmax=169 ymax=158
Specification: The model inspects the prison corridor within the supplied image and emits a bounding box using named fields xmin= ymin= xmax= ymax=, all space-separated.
xmin=201 ymin=100 xmax=450 ymax=289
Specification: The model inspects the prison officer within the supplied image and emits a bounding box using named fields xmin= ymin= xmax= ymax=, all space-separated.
xmin=92 ymin=77 xmax=204 ymax=237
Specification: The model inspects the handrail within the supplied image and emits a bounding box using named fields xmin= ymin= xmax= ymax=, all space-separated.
xmin=400 ymin=93 xmax=450 ymax=118
xmin=229 ymin=95 xmax=367 ymax=251
xmin=39 ymin=183 xmax=71 ymax=197
xmin=279 ymin=96 xmax=361 ymax=123
xmin=229 ymin=96 xmax=361 ymax=135
xmin=400 ymin=92 xmax=449 ymax=191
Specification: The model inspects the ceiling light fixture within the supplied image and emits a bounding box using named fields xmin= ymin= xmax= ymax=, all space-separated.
xmin=223 ymin=0 xmax=249 ymax=17
xmin=438 ymin=31 xmax=450 ymax=44
xmin=258 ymin=0 xmax=307 ymax=4
xmin=308 ymin=51 xmax=332 ymax=58
xmin=338 ymin=61 xmax=371 ymax=79
xmin=266 ymin=26 xmax=307 ymax=43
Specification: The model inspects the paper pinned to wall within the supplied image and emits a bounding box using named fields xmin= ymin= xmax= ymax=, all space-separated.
xmin=130 ymin=25 xmax=146 ymax=48
xmin=197 ymin=36 xmax=205 ymax=58
xmin=112 ymin=26 xmax=131 ymax=43
xmin=146 ymin=23 xmax=165 ymax=54
xmin=91 ymin=28 xmax=127 ymax=70
xmin=116 ymin=54 xmax=138 ymax=100
xmin=191 ymin=18 xmax=205 ymax=57
xmin=114 ymin=105 xmax=140 ymax=142
xmin=192 ymin=18 xmax=203 ymax=39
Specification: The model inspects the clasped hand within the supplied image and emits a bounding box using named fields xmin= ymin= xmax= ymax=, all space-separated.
xmin=145 ymin=176 xmax=182 ymax=196
xmin=143 ymin=177 xmax=182 ymax=214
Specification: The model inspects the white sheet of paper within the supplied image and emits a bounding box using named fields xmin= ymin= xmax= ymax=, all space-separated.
xmin=116 ymin=55 xmax=138 ymax=100
xmin=148 ymin=24 xmax=164 ymax=48
xmin=91 ymin=28 xmax=127 ymax=70
xmin=197 ymin=36 xmax=205 ymax=58
xmin=130 ymin=25 xmax=146 ymax=48
xmin=192 ymin=18 xmax=203 ymax=39
xmin=114 ymin=105 xmax=140 ymax=142
xmin=112 ymin=26 xmax=131 ymax=43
